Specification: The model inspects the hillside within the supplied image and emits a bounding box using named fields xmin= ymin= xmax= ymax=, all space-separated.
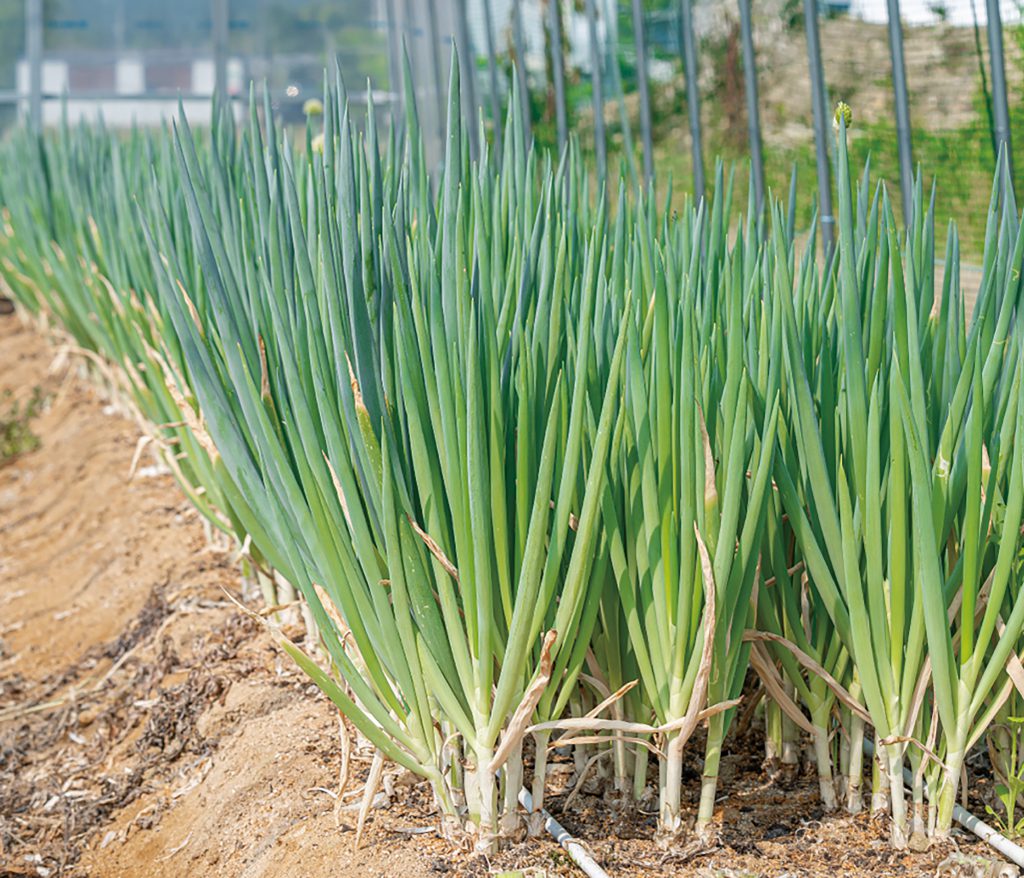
xmin=586 ymin=13 xmax=1024 ymax=257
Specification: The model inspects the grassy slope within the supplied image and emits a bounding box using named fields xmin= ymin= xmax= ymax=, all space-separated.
xmin=526 ymin=13 xmax=1024 ymax=261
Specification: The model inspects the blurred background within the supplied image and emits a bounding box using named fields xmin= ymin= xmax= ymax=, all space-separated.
xmin=0 ymin=0 xmax=1022 ymax=257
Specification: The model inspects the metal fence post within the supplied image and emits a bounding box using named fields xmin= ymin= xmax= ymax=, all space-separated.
xmin=26 ymin=0 xmax=42 ymax=131
xmin=602 ymin=0 xmax=639 ymax=185
xmin=425 ymin=0 xmax=446 ymax=151
xmin=803 ymin=0 xmax=834 ymax=255
xmin=678 ymin=0 xmax=704 ymax=201
xmin=384 ymin=0 xmax=404 ymax=123
xmin=401 ymin=0 xmax=421 ymax=109
xmin=549 ymin=0 xmax=569 ymax=151
xmin=511 ymin=0 xmax=533 ymax=145
xmin=212 ymin=0 xmax=229 ymax=97
xmin=585 ymin=0 xmax=607 ymax=180
xmin=453 ymin=0 xmax=480 ymax=159
xmin=738 ymin=0 xmax=763 ymax=214
xmin=886 ymin=0 xmax=914 ymax=224
xmin=631 ymin=0 xmax=654 ymax=185
xmin=986 ymin=0 xmax=1014 ymax=184
xmin=481 ymin=0 xmax=503 ymax=153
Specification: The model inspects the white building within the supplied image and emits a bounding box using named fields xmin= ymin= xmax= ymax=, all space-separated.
xmin=849 ymin=0 xmax=1023 ymax=25
xmin=15 ymin=52 xmax=245 ymax=127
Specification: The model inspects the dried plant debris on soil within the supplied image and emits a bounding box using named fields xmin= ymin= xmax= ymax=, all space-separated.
xmin=0 ymin=323 xmax=1012 ymax=878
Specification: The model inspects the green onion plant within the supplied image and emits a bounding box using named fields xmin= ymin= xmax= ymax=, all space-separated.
xmin=2 ymin=67 xmax=1023 ymax=856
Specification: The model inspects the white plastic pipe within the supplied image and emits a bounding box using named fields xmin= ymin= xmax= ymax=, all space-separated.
xmin=954 ymin=800 xmax=1024 ymax=869
xmin=518 ymin=787 xmax=610 ymax=878
xmin=863 ymin=739 xmax=1024 ymax=868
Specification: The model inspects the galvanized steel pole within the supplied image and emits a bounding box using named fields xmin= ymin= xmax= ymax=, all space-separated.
xmin=26 ymin=0 xmax=42 ymax=131
xmin=212 ymin=0 xmax=229 ymax=98
xmin=678 ymin=0 xmax=704 ymax=201
xmin=549 ymin=0 xmax=569 ymax=151
xmin=803 ymin=0 xmax=834 ymax=255
xmin=986 ymin=0 xmax=1014 ymax=183
xmin=886 ymin=0 xmax=914 ymax=224
xmin=384 ymin=0 xmax=404 ymax=123
xmin=631 ymin=0 xmax=654 ymax=185
xmin=511 ymin=0 xmax=533 ymax=145
xmin=585 ymin=0 xmax=607 ymax=179
xmin=424 ymin=0 xmax=446 ymax=151
xmin=737 ymin=0 xmax=763 ymax=213
xmin=401 ymin=0 xmax=425 ymax=116
xmin=480 ymin=0 xmax=504 ymax=153
xmin=453 ymin=0 xmax=480 ymax=159
xmin=604 ymin=0 xmax=640 ymax=185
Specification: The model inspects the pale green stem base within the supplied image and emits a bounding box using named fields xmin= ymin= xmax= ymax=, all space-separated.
xmin=696 ymin=713 xmax=725 ymax=840
xmin=871 ymin=748 xmax=890 ymax=816
xmin=888 ymin=749 xmax=909 ymax=849
xmin=765 ymin=698 xmax=782 ymax=765
xmin=474 ymin=754 xmax=498 ymax=855
xmin=500 ymin=738 xmax=524 ymax=839
xmin=906 ymin=750 xmax=928 ymax=850
xmin=612 ymin=731 xmax=629 ymax=795
xmin=934 ymin=749 xmax=966 ymax=839
xmin=633 ymin=742 xmax=649 ymax=801
xmin=846 ymin=714 xmax=865 ymax=814
xmin=573 ymin=739 xmax=590 ymax=782
xmin=811 ymin=704 xmax=837 ymax=812
xmin=425 ymin=765 xmax=459 ymax=838
xmin=781 ymin=681 xmax=800 ymax=772
xmin=256 ymin=569 xmax=280 ymax=618
xmin=813 ymin=726 xmax=838 ymax=812
xmin=658 ymin=733 xmax=686 ymax=840
xmin=528 ymin=731 xmax=551 ymax=836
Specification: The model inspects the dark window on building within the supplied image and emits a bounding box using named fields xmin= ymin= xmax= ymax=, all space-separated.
xmin=145 ymin=61 xmax=191 ymax=91
xmin=68 ymin=62 xmax=116 ymax=91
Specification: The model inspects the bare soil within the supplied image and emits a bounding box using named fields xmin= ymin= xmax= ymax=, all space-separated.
xmin=0 ymin=312 xmax=1005 ymax=877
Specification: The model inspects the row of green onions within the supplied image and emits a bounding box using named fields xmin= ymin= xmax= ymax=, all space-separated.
xmin=2 ymin=63 xmax=1023 ymax=855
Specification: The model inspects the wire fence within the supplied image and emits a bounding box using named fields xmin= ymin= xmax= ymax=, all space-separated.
xmin=3 ymin=1 xmax=394 ymax=130
xmin=4 ymin=1 xmax=1023 ymax=257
